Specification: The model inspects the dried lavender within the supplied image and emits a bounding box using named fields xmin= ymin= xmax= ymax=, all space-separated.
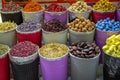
xmin=17 ymin=20 xmax=41 ymax=32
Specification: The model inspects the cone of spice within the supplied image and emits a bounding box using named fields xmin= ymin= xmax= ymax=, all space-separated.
xmin=1 ymin=1 xmax=23 ymax=25
xmin=22 ymin=1 xmax=44 ymax=25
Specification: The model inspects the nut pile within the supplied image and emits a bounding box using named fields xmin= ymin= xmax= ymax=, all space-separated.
xmin=17 ymin=20 xmax=41 ymax=32
xmin=96 ymin=18 xmax=120 ymax=31
xmin=93 ymin=0 xmax=115 ymax=11
xmin=103 ymin=35 xmax=120 ymax=58
xmin=0 ymin=22 xmax=16 ymax=32
xmin=69 ymin=42 xmax=100 ymax=58
xmin=39 ymin=43 xmax=68 ymax=58
xmin=0 ymin=44 xmax=9 ymax=56
xmin=10 ymin=41 xmax=38 ymax=57
xmin=45 ymin=4 xmax=66 ymax=12
xmin=1 ymin=1 xmax=22 ymax=12
xmin=67 ymin=17 xmax=95 ymax=32
xmin=43 ymin=19 xmax=67 ymax=32
xmin=69 ymin=1 xmax=92 ymax=13
xmin=23 ymin=1 xmax=43 ymax=12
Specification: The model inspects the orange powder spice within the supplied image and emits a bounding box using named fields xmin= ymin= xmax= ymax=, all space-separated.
xmin=23 ymin=2 xmax=43 ymax=12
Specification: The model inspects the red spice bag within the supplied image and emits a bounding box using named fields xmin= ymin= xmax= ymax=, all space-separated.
xmin=92 ymin=10 xmax=115 ymax=23
xmin=0 ymin=45 xmax=10 ymax=80
xmin=16 ymin=20 xmax=42 ymax=47
xmin=17 ymin=30 xmax=42 ymax=47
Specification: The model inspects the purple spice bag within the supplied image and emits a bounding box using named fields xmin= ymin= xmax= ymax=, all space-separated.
xmin=116 ymin=10 xmax=120 ymax=22
xmin=39 ymin=54 xmax=68 ymax=80
xmin=95 ymin=29 xmax=120 ymax=63
xmin=45 ymin=11 xmax=67 ymax=24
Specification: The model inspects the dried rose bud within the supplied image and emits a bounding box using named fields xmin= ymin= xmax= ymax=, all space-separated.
xmin=10 ymin=41 xmax=38 ymax=57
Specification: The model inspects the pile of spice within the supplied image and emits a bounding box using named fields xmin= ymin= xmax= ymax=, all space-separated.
xmin=96 ymin=18 xmax=120 ymax=31
xmin=10 ymin=41 xmax=38 ymax=57
xmin=103 ymin=34 xmax=120 ymax=58
xmin=69 ymin=42 xmax=100 ymax=58
xmin=17 ymin=20 xmax=41 ymax=32
xmin=43 ymin=19 xmax=67 ymax=32
xmin=0 ymin=44 xmax=9 ymax=56
xmin=39 ymin=43 xmax=68 ymax=58
xmin=1 ymin=1 xmax=22 ymax=12
xmin=69 ymin=1 xmax=92 ymax=13
xmin=67 ymin=17 xmax=95 ymax=32
xmin=0 ymin=22 xmax=16 ymax=32
xmin=23 ymin=1 xmax=43 ymax=12
xmin=45 ymin=4 xmax=66 ymax=12
xmin=93 ymin=0 xmax=115 ymax=11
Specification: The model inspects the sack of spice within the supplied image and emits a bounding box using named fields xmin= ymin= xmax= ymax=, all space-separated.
xmin=9 ymin=41 xmax=39 ymax=65
xmin=115 ymin=2 xmax=120 ymax=22
xmin=39 ymin=43 xmax=69 ymax=80
xmin=45 ymin=3 xmax=67 ymax=24
xmin=9 ymin=41 xmax=39 ymax=80
xmin=42 ymin=19 xmax=68 ymax=44
xmin=69 ymin=42 xmax=100 ymax=80
xmin=1 ymin=1 xmax=23 ymax=25
xmin=68 ymin=1 xmax=92 ymax=22
xmin=67 ymin=17 xmax=95 ymax=44
xmin=16 ymin=20 xmax=42 ymax=47
xmin=92 ymin=0 xmax=116 ymax=23
xmin=22 ymin=1 xmax=44 ymax=25
xmin=0 ymin=44 xmax=9 ymax=59
xmin=0 ymin=22 xmax=17 ymax=47
xmin=103 ymin=35 xmax=120 ymax=80
xmin=0 ymin=44 xmax=10 ymax=80
xmin=95 ymin=18 xmax=120 ymax=63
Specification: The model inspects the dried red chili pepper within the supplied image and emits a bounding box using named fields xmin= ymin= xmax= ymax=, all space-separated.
xmin=45 ymin=4 xmax=66 ymax=12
